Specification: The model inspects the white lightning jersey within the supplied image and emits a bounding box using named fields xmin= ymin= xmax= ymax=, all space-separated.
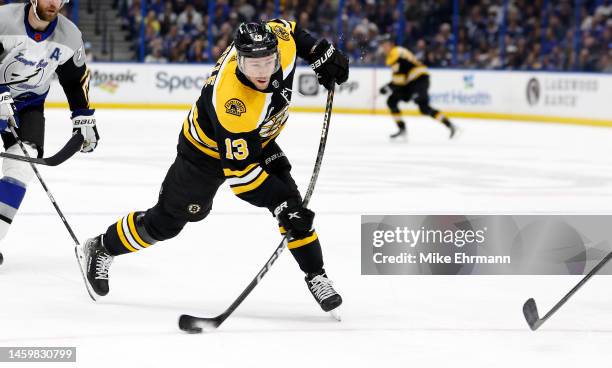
xmin=0 ymin=3 xmax=85 ymax=107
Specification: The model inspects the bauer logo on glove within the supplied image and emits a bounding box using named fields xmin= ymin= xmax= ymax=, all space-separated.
xmin=308 ymin=39 xmax=349 ymax=90
xmin=71 ymin=109 xmax=99 ymax=153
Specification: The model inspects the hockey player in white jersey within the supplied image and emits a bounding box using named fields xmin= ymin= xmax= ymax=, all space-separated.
xmin=0 ymin=0 xmax=97 ymax=265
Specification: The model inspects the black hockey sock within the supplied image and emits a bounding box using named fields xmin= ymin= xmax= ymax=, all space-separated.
xmin=396 ymin=120 xmax=406 ymax=130
xmin=288 ymin=232 xmax=324 ymax=274
xmin=433 ymin=112 xmax=452 ymax=128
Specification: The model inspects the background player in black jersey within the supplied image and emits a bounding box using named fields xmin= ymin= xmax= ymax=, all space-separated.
xmin=378 ymin=34 xmax=457 ymax=139
xmin=76 ymin=21 xmax=348 ymax=317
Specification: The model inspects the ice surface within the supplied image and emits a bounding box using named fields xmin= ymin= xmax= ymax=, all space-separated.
xmin=1 ymin=110 xmax=612 ymax=367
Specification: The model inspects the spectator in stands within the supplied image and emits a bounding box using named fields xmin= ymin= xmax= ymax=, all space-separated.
xmin=145 ymin=41 xmax=168 ymax=63
xmin=236 ymin=0 xmax=256 ymax=22
xmin=187 ymin=38 xmax=208 ymax=62
xmin=159 ymin=2 xmax=177 ymax=36
xmin=116 ymin=0 xmax=609 ymax=72
xmin=177 ymin=4 xmax=203 ymax=33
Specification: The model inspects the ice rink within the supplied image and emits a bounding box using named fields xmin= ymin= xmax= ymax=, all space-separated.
xmin=1 ymin=109 xmax=612 ymax=367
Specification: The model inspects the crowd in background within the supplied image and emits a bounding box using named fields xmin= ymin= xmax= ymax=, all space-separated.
xmin=401 ymin=0 xmax=612 ymax=72
xmin=1 ymin=0 xmax=608 ymax=71
xmin=114 ymin=0 xmax=610 ymax=72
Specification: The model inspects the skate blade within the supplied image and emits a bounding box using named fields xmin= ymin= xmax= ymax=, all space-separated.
xmin=329 ymin=308 xmax=342 ymax=322
xmin=450 ymin=126 xmax=463 ymax=140
xmin=74 ymin=245 xmax=99 ymax=302
xmin=389 ymin=135 xmax=408 ymax=143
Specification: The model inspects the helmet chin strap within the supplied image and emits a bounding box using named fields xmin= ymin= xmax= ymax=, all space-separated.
xmin=31 ymin=0 xmax=42 ymax=22
xmin=30 ymin=0 xmax=68 ymax=22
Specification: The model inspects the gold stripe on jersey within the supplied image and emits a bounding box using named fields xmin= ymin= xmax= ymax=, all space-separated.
xmin=408 ymin=66 xmax=428 ymax=82
xmin=288 ymin=231 xmax=319 ymax=250
xmin=191 ymin=104 xmax=218 ymax=149
xmin=223 ymin=162 xmax=259 ymax=177
xmin=392 ymin=74 xmax=409 ymax=85
xmin=80 ymin=68 xmax=91 ymax=107
xmin=231 ymin=170 xmax=269 ymax=195
xmin=183 ymin=102 xmax=220 ymax=158
xmin=226 ymin=165 xmax=263 ymax=186
xmin=182 ymin=119 xmax=220 ymax=159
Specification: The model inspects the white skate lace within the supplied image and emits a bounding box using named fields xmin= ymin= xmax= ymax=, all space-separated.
xmin=95 ymin=254 xmax=113 ymax=280
xmin=309 ymin=275 xmax=337 ymax=301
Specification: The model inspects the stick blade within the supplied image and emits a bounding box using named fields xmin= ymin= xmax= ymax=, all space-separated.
xmin=44 ymin=133 xmax=84 ymax=166
xmin=178 ymin=314 xmax=221 ymax=334
xmin=523 ymin=298 xmax=542 ymax=330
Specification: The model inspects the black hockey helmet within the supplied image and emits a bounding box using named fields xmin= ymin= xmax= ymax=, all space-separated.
xmin=234 ymin=22 xmax=278 ymax=57
xmin=234 ymin=22 xmax=280 ymax=76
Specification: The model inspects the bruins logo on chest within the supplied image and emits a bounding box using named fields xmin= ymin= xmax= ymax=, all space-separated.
xmin=225 ymin=98 xmax=246 ymax=116
xmin=272 ymin=25 xmax=290 ymax=41
xmin=259 ymin=105 xmax=289 ymax=139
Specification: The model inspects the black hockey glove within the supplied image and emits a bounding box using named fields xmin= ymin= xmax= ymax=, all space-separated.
xmin=308 ymin=39 xmax=349 ymax=90
xmin=379 ymin=84 xmax=391 ymax=95
xmin=72 ymin=109 xmax=99 ymax=153
xmin=274 ymin=198 xmax=315 ymax=237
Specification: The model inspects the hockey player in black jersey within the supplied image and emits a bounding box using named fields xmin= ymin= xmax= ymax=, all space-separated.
xmin=0 ymin=0 xmax=97 ymax=265
xmin=378 ymin=34 xmax=457 ymax=139
xmin=77 ymin=21 xmax=348 ymax=315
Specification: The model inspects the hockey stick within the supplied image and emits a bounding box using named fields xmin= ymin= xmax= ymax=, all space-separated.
xmin=0 ymin=131 xmax=83 ymax=166
xmin=6 ymin=116 xmax=82 ymax=247
xmin=523 ymin=251 xmax=612 ymax=331
xmin=178 ymin=83 xmax=336 ymax=333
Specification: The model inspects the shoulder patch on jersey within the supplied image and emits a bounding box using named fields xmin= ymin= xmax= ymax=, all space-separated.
xmin=272 ymin=25 xmax=290 ymax=41
xmin=225 ymin=98 xmax=246 ymax=117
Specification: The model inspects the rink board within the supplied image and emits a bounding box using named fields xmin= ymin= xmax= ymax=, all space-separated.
xmin=43 ymin=63 xmax=612 ymax=126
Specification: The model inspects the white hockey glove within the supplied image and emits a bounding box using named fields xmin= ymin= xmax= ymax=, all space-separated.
xmin=0 ymin=89 xmax=16 ymax=132
xmin=72 ymin=109 xmax=99 ymax=153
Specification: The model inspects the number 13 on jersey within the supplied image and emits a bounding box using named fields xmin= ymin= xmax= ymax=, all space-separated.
xmin=224 ymin=138 xmax=249 ymax=160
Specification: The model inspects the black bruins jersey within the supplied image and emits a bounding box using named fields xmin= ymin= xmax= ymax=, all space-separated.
xmin=385 ymin=46 xmax=428 ymax=87
xmin=178 ymin=19 xmax=317 ymax=210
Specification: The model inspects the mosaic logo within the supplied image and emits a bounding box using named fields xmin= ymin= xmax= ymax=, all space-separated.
xmin=91 ymin=70 xmax=136 ymax=94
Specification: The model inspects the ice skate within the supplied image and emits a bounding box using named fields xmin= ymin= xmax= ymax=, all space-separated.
xmin=75 ymin=235 xmax=114 ymax=301
xmin=389 ymin=125 xmax=407 ymax=141
xmin=305 ymin=269 xmax=342 ymax=320
xmin=449 ymin=123 xmax=460 ymax=139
